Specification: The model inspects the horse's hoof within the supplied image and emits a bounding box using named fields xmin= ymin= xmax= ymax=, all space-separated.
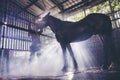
xmin=101 ymin=65 xmax=109 ymax=71
xmin=74 ymin=68 xmax=78 ymax=72
xmin=62 ymin=67 xmax=68 ymax=72
xmin=109 ymin=62 xmax=120 ymax=71
xmin=74 ymin=65 xmax=78 ymax=71
xmin=62 ymin=69 xmax=68 ymax=73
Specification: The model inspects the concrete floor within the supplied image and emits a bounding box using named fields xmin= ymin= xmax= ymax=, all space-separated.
xmin=1 ymin=69 xmax=120 ymax=80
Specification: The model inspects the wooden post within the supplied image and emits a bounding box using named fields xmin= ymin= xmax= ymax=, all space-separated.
xmin=108 ymin=0 xmax=117 ymax=28
xmin=0 ymin=0 xmax=10 ymax=75
xmin=83 ymin=9 xmax=87 ymax=17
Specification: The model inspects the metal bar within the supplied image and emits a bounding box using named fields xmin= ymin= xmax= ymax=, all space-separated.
xmin=0 ymin=22 xmax=54 ymax=38
xmin=1 ymin=26 xmax=5 ymax=50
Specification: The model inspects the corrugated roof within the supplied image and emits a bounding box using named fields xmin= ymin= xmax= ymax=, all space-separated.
xmin=11 ymin=0 xmax=107 ymax=16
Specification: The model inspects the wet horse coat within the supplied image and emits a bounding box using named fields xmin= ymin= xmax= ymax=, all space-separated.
xmin=41 ymin=13 xmax=117 ymax=72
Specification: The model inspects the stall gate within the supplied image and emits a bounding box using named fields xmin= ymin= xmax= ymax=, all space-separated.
xmin=0 ymin=0 xmax=43 ymax=74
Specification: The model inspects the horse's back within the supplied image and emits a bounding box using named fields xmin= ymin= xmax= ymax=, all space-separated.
xmin=50 ymin=13 xmax=112 ymax=43
xmin=80 ymin=13 xmax=112 ymax=34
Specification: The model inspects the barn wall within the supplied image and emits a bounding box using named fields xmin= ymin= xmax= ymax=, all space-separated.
xmin=0 ymin=0 xmax=44 ymax=74
xmin=0 ymin=0 xmax=34 ymax=51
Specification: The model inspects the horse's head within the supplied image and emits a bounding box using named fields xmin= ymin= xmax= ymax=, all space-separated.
xmin=33 ymin=12 xmax=50 ymax=34
xmin=37 ymin=12 xmax=50 ymax=28
xmin=37 ymin=12 xmax=61 ymax=33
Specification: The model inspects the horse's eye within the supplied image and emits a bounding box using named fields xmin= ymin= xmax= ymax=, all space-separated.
xmin=42 ymin=18 xmax=46 ymax=21
xmin=42 ymin=18 xmax=44 ymax=21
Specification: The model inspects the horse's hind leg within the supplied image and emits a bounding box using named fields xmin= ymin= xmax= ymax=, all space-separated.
xmin=60 ymin=43 xmax=68 ymax=72
xmin=99 ymin=33 xmax=117 ymax=70
xmin=104 ymin=33 xmax=119 ymax=70
xmin=67 ymin=44 xmax=78 ymax=71
xmin=99 ymin=34 xmax=110 ymax=70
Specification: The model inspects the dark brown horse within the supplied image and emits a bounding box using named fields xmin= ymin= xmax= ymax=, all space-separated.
xmin=40 ymin=12 xmax=118 ymax=72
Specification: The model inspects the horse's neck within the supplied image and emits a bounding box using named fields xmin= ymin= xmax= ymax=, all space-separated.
xmin=48 ymin=16 xmax=63 ymax=33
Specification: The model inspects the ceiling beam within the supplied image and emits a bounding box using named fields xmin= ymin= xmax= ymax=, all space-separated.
xmin=30 ymin=0 xmax=45 ymax=11
xmin=36 ymin=0 xmax=69 ymax=17
xmin=17 ymin=0 xmax=38 ymax=14
xmin=62 ymin=0 xmax=107 ymax=13
xmin=9 ymin=0 xmax=36 ymax=16
xmin=25 ymin=0 xmax=38 ymax=9
xmin=34 ymin=2 xmax=45 ymax=11
xmin=49 ymin=0 xmax=69 ymax=11
xmin=50 ymin=0 xmax=64 ymax=11
xmin=60 ymin=0 xmax=93 ymax=13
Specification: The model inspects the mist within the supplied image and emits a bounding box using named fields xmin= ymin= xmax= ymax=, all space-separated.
xmin=1 ymin=36 xmax=100 ymax=78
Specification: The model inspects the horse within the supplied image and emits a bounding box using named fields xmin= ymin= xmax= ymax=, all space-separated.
xmin=39 ymin=12 xmax=118 ymax=72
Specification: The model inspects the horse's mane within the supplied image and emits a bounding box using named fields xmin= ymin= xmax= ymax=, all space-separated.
xmin=49 ymin=15 xmax=74 ymax=26
xmin=49 ymin=16 xmax=62 ymax=22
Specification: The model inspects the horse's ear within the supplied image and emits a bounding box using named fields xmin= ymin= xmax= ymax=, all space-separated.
xmin=46 ymin=12 xmax=50 ymax=16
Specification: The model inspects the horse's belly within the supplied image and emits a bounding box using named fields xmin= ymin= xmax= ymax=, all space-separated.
xmin=69 ymin=33 xmax=93 ymax=42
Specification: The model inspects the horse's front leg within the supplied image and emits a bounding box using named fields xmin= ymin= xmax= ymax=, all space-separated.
xmin=67 ymin=44 xmax=78 ymax=71
xmin=60 ymin=43 xmax=68 ymax=72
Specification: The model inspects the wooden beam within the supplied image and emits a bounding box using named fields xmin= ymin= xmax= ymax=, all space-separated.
xmin=50 ymin=0 xmax=64 ymax=11
xmin=61 ymin=0 xmax=106 ymax=13
xmin=30 ymin=0 xmax=45 ymax=11
xmin=17 ymin=0 xmax=38 ymax=14
xmin=9 ymin=0 xmax=36 ymax=16
xmin=61 ymin=0 xmax=87 ymax=13
xmin=36 ymin=0 xmax=69 ymax=17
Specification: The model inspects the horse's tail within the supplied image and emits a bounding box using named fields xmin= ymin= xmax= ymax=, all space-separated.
xmin=99 ymin=14 xmax=119 ymax=69
xmin=104 ymin=15 xmax=113 ymax=34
